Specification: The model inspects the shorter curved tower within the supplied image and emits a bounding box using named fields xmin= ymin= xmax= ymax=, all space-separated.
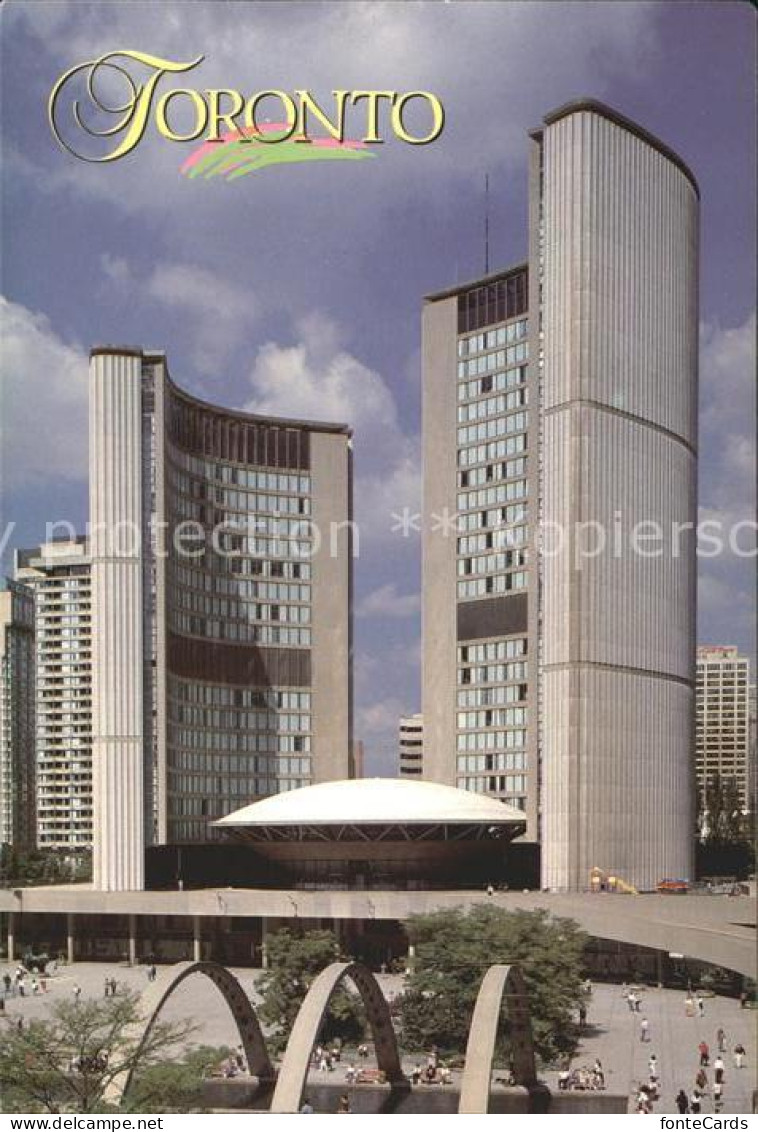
xmin=89 ymin=349 xmax=353 ymax=890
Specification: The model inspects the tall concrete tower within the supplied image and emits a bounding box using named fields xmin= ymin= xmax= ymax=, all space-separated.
xmin=422 ymin=101 xmax=698 ymax=890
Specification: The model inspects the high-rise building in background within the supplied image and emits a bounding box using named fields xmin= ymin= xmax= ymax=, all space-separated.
xmin=14 ymin=539 xmax=93 ymax=854
xmin=89 ymin=348 xmax=353 ymax=890
xmin=696 ymin=646 xmax=752 ymax=811
xmin=423 ymin=100 xmax=699 ymax=891
xmin=0 ymin=581 xmax=36 ymax=848
xmin=399 ymin=713 xmax=424 ymax=777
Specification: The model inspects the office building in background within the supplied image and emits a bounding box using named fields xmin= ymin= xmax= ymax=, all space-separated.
xmin=423 ymin=100 xmax=699 ymax=890
xmin=89 ymin=348 xmax=353 ymax=889
xmin=14 ymin=539 xmax=93 ymax=854
xmin=399 ymin=713 xmax=424 ymax=777
xmin=696 ymin=646 xmax=752 ymax=812
xmin=0 ymin=581 xmax=36 ymax=848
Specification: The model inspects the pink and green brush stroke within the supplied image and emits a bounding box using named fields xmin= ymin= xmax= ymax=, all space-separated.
xmin=181 ymin=123 xmax=375 ymax=180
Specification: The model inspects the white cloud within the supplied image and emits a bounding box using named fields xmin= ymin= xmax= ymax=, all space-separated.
xmin=0 ymin=297 xmax=88 ymax=490
xmin=244 ymin=312 xmax=421 ymax=546
xmin=8 ymin=1 xmax=662 ymax=221
xmin=147 ymin=262 xmax=259 ymax=374
xmin=98 ymin=255 xmax=260 ymax=375
xmin=697 ymin=313 xmax=756 ymax=655
xmin=357 ymin=583 xmax=420 ymax=619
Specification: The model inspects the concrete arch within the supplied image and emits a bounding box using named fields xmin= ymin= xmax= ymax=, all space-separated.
xmin=458 ymin=964 xmax=537 ymax=1114
xmin=270 ymin=961 xmax=407 ymax=1112
xmin=108 ymin=960 xmax=274 ymax=1106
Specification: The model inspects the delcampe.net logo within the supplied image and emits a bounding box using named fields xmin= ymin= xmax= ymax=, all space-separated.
xmin=48 ymin=50 xmax=445 ymax=180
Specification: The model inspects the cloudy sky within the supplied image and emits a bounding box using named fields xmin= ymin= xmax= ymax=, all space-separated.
xmin=1 ymin=1 xmax=755 ymax=773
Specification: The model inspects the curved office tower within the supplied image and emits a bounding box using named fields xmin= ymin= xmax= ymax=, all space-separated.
xmin=89 ymin=349 xmax=352 ymax=890
xmin=534 ymin=102 xmax=698 ymax=891
xmin=422 ymin=101 xmax=698 ymax=892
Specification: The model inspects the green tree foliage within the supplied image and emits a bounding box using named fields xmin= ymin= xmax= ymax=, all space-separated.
xmin=125 ymin=1045 xmax=231 ymax=1113
xmin=397 ymin=907 xmax=587 ymax=1065
xmin=0 ymin=845 xmax=92 ymax=888
xmin=255 ymin=927 xmax=365 ymax=1052
xmin=0 ymin=988 xmax=195 ymax=1113
xmin=702 ymin=773 xmax=747 ymax=844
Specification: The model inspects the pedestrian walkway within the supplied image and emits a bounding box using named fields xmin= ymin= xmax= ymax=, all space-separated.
xmin=544 ymin=982 xmax=756 ymax=1114
xmin=2 ymin=963 xmax=755 ymax=1113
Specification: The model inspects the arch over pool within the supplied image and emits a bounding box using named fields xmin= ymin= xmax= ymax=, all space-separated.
xmin=458 ymin=964 xmax=537 ymax=1113
xmin=108 ymin=960 xmax=274 ymax=1106
xmin=270 ymin=961 xmax=407 ymax=1112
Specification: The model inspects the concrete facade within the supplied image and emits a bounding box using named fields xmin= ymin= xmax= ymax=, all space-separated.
xmin=536 ymin=104 xmax=698 ymax=891
xmin=0 ymin=887 xmax=753 ymax=979
xmin=422 ymin=101 xmax=698 ymax=890
xmin=398 ymin=713 xmax=423 ymax=776
xmin=15 ymin=540 xmax=93 ymax=853
xmin=0 ymin=582 xmax=36 ymax=848
xmin=696 ymin=646 xmax=752 ymax=812
xmin=88 ymin=348 xmax=353 ymax=890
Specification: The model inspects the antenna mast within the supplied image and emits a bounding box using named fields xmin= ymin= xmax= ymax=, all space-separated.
xmin=484 ymin=173 xmax=490 ymax=275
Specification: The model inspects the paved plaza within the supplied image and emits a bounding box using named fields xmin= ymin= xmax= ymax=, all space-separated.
xmin=1 ymin=962 xmax=755 ymax=1113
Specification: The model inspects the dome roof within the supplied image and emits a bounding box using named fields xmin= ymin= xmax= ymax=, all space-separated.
xmin=215 ymin=777 xmax=526 ymax=828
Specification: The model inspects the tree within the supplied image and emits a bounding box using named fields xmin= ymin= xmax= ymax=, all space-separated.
xmin=0 ymin=988 xmax=195 ymax=1113
xmin=125 ymin=1045 xmax=231 ymax=1113
xmin=255 ymin=927 xmax=365 ymax=1052
xmin=397 ymin=906 xmax=587 ymax=1065
xmin=702 ymin=773 xmax=746 ymax=844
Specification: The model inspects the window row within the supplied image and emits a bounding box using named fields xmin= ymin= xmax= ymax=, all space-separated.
xmin=456 ymin=729 xmax=527 ymax=752
xmin=457 ymin=779 xmax=526 ymax=807
xmin=174 ymin=589 xmax=311 ymax=624
xmin=175 ymin=683 xmax=310 ymax=710
xmin=457 ymin=572 xmax=528 ymax=599
xmin=457 ymin=707 xmax=527 ymax=729
xmin=457 ymin=389 xmax=527 ymax=424
xmin=171 ymin=613 xmax=312 ymax=647
xmin=457 ymin=683 xmax=527 ymax=706
xmin=459 ymin=457 xmax=526 ymax=489
xmin=458 ymin=660 xmax=527 ymax=685
xmin=457 ymin=549 xmax=528 ymax=577
xmin=170 ymin=726 xmax=311 ymax=752
xmin=175 ymin=560 xmax=311 ymax=591
xmin=458 ymin=432 xmax=527 ymax=468
xmin=169 ymin=756 xmax=312 ymax=779
xmin=172 ymin=450 xmax=311 ymax=495
xmin=457 ymin=526 xmax=527 ymax=554
xmin=171 ymin=707 xmax=311 ymax=733
xmin=458 ymin=342 xmax=528 ymax=380
xmin=458 ymin=365 xmax=527 ymax=403
xmin=457 ymin=478 xmax=527 ymax=513
xmin=458 ymin=638 xmax=527 ymax=663
xmin=457 ymin=412 xmax=527 ymax=447
xmin=458 ymin=320 xmax=528 ymax=357
xmin=457 ymin=503 xmax=527 ymax=533
xmin=456 ymin=752 xmax=526 ymax=772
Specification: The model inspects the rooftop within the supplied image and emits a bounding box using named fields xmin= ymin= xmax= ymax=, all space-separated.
xmin=215 ymin=777 xmax=526 ymax=830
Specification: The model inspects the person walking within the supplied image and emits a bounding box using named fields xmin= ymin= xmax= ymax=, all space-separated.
xmin=627 ymin=991 xmax=636 ymax=1013
xmin=336 ymin=1094 xmax=351 ymax=1113
xmin=716 ymin=1027 xmax=726 ymax=1053
xmin=689 ymin=1090 xmax=702 ymax=1114
xmin=696 ymin=994 xmax=705 ymax=1017
xmin=648 ymin=1054 xmax=658 ymax=1080
xmin=640 ymin=1017 xmax=650 ymax=1043
xmin=733 ymin=1043 xmax=745 ymax=1069
xmin=698 ymin=1040 xmax=709 ymax=1067
xmin=2 ymin=974 xmax=11 ymax=996
xmin=299 ymin=1097 xmax=314 ymax=1113
xmin=713 ymin=1055 xmax=725 ymax=1084
xmin=695 ymin=1067 xmax=708 ymax=1093
xmin=674 ymin=1089 xmax=689 ymax=1114
xmin=713 ymin=1080 xmax=724 ymax=1111
xmin=73 ymin=984 xmax=81 ymax=1003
